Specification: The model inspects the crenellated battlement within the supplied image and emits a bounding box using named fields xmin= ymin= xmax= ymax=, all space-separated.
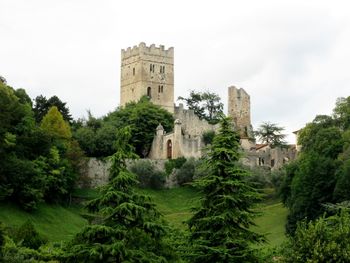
xmin=121 ymin=42 xmax=174 ymax=59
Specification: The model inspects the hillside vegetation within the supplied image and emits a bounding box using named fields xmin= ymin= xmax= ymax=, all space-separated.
xmin=0 ymin=187 xmax=287 ymax=246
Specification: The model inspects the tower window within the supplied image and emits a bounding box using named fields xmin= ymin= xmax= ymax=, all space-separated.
xmin=159 ymin=66 xmax=165 ymax=74
xmin=133 ymin=68 xmax=135 ymax=76
xmin=158 ymin=85 xmax=161 ymax=93
xmin=152 ymin=64 xmax=155 ymax=72
xmin=161 ymin=85 xmax=164 ymax=93
xmin=150 ymin=64 xmax=155 ymax=73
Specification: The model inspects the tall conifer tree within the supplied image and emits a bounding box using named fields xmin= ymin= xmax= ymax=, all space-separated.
xmin=65 ymin=126 xmax=175 ymax=262
xmin=186 ymin=117 xmax=264 ymax=263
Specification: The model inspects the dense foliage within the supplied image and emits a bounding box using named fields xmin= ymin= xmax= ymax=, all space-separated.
xmin=0 ymin=82 xmax=82 ymax=210
xmin=280 ymin=210 xmax=350 ymax=263
xmin=65 ymin=127 xmax=177 ymax=262
xmin=178 ymin=90 xmax=224 ymax=124
xmin=74 ymin=96 xmax=174 ymax=157
xmin=280 ymin=96 xmax=350 ymax=234
xmin=33 ymin=95 xmax=73 ymax=123
xmin=129 ymin=159 xmax=166 ymax=189
xmin=186 ymin=117 xmax=264 ymax=262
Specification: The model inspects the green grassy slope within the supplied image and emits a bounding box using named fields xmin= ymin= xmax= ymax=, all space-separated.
xmin=140 ymin=187 xmax=287 ymax=246
xmin=254 ymin=202 xmax=288 ymax=247
xmin=138 ymin=187 xmax=201 ymax=229
xmin=0 ymin=202 xmax=87 ymax=242
xmin=0 ymin=187 xmax=287 ymax=246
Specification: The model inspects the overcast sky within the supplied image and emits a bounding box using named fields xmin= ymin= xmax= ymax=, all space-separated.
xmin=1 ymin=0 xmax=350 ymax=143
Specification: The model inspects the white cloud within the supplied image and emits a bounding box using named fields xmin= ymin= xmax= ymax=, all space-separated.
xmin=1 ymin=0 xmax=350 ymax=143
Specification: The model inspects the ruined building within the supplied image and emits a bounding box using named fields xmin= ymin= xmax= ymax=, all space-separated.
xmin=228 ymin=86 xmax=253 ymax=138
xmin=120 ymin=43 xmax=296 ymax=170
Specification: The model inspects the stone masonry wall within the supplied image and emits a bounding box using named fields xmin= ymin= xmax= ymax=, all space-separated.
xmin=227 ymin=86 xmax=252 ymax=137
xmin=120 ymin=42 xmax=174 ymax=113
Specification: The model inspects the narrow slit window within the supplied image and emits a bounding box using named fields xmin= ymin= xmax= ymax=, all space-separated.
xmin=150 ymin=64 xmax=152 ymax=72
xmin=133 ymin=68 xmax=135 ymax=76
xmin=152 ymin=64 xmax=155 ymax=72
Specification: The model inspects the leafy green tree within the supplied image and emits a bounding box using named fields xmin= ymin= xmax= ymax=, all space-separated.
xmin=333 ymin=96 xmax=350 ymax=130
xmin=186 ymin=117 xmax=264 ymax=263
xmin=281 ymin=210 xmax=350 ymax=263
xmin=33 ymin=95 xmax=72 ymax=123
xmin=178 ymin=90 xmax=224 ymax=124
xmin=40 ymin=106 xmax=72 ymax=154
xmin=105 ymin=96 xmax=174 ymax=157
xmin=2 ymin=155 xmax=46 ymax=210
xmin=13 ymin=88 xmax=32 ymax=106
xmin=65 ymin=127 xmax=176 ymax=262
xmin=283 ymin=115 xmax=344 ymax=234
xmin=333 ymin=129 xmax=350 ymax=202
xmin=255 ymin=122 xmax=287 ymax=147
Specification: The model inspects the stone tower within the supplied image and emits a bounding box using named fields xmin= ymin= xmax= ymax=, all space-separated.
xmin=120 ymin=42 xmax=174 ymax=113
xmin=227 ymin=86 xmax=252 ymax=137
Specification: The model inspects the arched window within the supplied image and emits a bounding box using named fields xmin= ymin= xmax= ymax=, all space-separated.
xmin=167 ymin=140 xmax=172 ymax=159
xmin=147 ymin=87 xmax=152 ymax=98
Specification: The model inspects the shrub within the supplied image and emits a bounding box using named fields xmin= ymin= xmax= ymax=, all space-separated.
xmin=174 ymin=158 xmax=197 ymax=185
xmin=244 ymin=166 xmax=272 ymax=189
xmin=129 ymin=159 xmax=165 ymax=189
xmin=164 ymin=157 xmax=186 ymax=175
xmin=280 ymin=211 xmax=350 ymax=262
xmin=13 ymin=221 xmax=47 ymax=250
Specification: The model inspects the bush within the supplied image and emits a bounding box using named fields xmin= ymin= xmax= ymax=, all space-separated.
xmin=13 ymin=221 xmax=47 ymax=250
xmin=164 ymin=157 xmax=186 ymax=175
xmin=174 ymin=158 xmax=197 ymax=186
xmin=244 ymin=166 xmax=272 ymax=189
xmin=280 ymin=211 xmax=350 ymax=262
xmin=129 ymin=160 xmax=165 ymax=189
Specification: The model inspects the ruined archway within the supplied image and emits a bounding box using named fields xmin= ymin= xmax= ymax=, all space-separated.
xmin=167 ymin=139 xmax=172 ymax=159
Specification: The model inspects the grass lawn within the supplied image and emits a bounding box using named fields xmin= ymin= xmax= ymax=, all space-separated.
xmin=254 ymin=202 xmax=288 ymax=247
xmin=0 ymin=201 xmax=87 ymax=242
xmin=0 ymin=187 xmax=287 ymax=247
xmin=138 ymin=187 xmax=201 ymax=229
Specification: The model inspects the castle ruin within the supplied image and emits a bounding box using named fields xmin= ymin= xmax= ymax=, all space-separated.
xmin=120 ymin=43 xmax=296 ymax=170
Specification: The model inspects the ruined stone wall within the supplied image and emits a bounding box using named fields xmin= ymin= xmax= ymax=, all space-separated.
xmin=174 ymin=104 xmax=219 ymax=136
xmin=79 ymin=158 xmax=169 ymax=188
xmin=227 ymin=86 xmax=252 ymax=137
xmin=120 ymin=42 xmax=174 ymax=113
